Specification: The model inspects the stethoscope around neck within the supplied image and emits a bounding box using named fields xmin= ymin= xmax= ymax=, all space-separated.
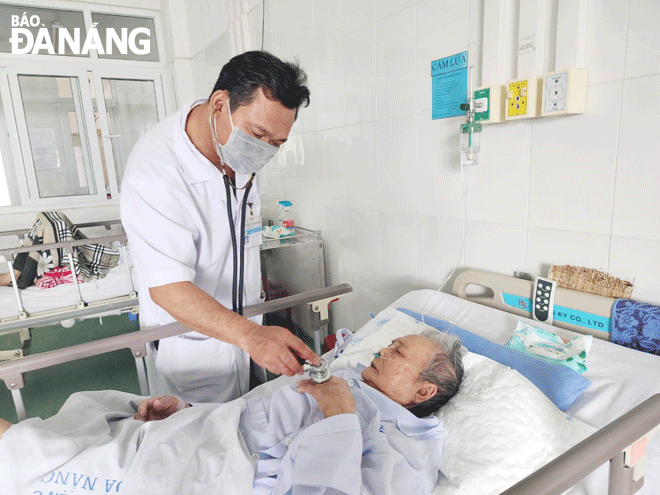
xmin=209 ymin=106 xmax=257 ymax=316
xmin=221 ymin=168 xmax=255 ymax=317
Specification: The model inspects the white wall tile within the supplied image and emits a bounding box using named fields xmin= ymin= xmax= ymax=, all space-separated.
xmin=318 ymin=126 xmax=352 ymax=208
xmin=526 ymin=227 xmax=610 ymax=279
xmin=327 ymin=272 xmax=355 ymax=333
xmin=344 ymin=123 xmax=379 ymax=210
xmin=624 ymin=0 xmax=660 ymax=79
xmin=344 ymin=208 xmax=382 ymax=289
xmin=464 ymin=221 xmax=527 ymax=276
xmin=377 ymin=115 xmax=418 ymax=215
xmin=267 ymin=0 xmax=316 ymax=68
xmin=374 ymin=0 xmax=417 ymax=22
xmin=323 ymin=205 xmax=353 ymax=281
xmin=352 ymin=282 xmax=397 ymax=329
xmin=612 ymin=74 xmax=660 ymax=241
xmin=375 ymin=6 xmax=417 ymax=120
xmin=292 ymin=200 xmax=324 ymax=231
xmin=343 ymin=25 xmax=378 ymax=126
xmin=314 ymin=0 xmax=342 ymax=46
xmin=415 ymin=112 xmax=469 ymax=220
xmin=283 ymin=131 xmax=325 ymax=207
xmin=528 ymin=81 xmax=622 ymax=234
xmin=378 ymin=211 xmax=418 ymax=298
xmin=466 ymin=120 xmax=530 ymax=226
xmin=583 ymin=0 xmax=629 ymax=85
xmin=341 ymin=0 xmax=375 ymax=36
xmin=417 ymin=215 xmax=465 ymax=291
xmin=610 ymin=236 xmax=660 ymax=304
xmin=314 ymin=39 xmax=346 ymax=130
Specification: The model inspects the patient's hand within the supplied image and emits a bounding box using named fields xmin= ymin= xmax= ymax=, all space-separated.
xmin=296 ymin=376 xmax=356 ymax=418
xmin=134 ymin=395 xmax=189 ymax=422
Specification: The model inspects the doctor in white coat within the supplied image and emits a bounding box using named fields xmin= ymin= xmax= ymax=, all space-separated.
xmin=120 ymin=51 xmax=318 ymax=403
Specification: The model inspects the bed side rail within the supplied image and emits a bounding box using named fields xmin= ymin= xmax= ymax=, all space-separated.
xmin=0 ymin=283 xmax=353 ymax=393
xmin=0 ymin=219 xmax=123 ymax=240
xmin=452 ymin=268 xmax=615 ymax=340
xmin=501 ymin=393 xmax=660 ymax=495
xmin=0 ymin=229 xmax=133 ymax=328
xmin=0 ymin=233 xmax=127 ymax=259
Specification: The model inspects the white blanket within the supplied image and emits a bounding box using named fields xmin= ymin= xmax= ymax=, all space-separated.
xmin=0 ymin=390 xmax=254 ymax=495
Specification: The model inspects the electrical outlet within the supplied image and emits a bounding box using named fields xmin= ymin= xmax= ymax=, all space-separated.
xmin=541 ymin=68 xmax=587 ymax=116
xmin=505 ymin=77 xmax=542 ymax=120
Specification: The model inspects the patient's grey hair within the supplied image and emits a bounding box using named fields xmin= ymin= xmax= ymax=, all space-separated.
xmin=408 ymin=330 xmax=465 ymax=418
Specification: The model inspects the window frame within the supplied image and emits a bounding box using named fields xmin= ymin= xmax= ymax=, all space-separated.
xmin=90 ymin=67 xmax=168 ymax=200
xmin=8 ymin=64 xmax=108 ymax=206
xmin=0 ymin=0 xmax=172 ymax=212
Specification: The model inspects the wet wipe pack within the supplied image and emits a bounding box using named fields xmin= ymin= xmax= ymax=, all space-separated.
xmin=505 ymin=321 xmax=592 ymax=373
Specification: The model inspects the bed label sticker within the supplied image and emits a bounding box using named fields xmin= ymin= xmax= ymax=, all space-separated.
xmin=553 ymin=305 xmax=611 ymax=333
xmin=502 ymin=293 xmax=532 ymax=312
xmin=501 ymin=293 xmax=611 ymax=332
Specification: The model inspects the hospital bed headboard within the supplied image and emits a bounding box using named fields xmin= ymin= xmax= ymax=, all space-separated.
xmin=452 ymin=269 xmax=616 ymax=341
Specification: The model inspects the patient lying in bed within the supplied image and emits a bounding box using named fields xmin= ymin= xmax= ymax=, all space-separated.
xmin=0 ymin=330 xmax=463 ymax=495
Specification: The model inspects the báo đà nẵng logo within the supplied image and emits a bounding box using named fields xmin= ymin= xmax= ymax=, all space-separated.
xmin=9 ymin=12 xmax=151 ymax=55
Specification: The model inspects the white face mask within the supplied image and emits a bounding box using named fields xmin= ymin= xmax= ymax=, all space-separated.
xmin=209 ymin=99 xmax=279 ymax=175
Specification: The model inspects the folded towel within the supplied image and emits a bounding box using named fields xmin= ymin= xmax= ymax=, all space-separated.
xmin=612 ymin=299 xmax=660 ymax=356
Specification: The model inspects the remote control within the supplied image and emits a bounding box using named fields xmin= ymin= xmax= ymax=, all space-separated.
xmin=533 ymin=277 xmax=557 ymax=324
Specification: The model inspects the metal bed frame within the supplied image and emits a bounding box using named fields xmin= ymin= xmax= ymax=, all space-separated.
xmin=0 ymin=220 xmax=138 ymax=360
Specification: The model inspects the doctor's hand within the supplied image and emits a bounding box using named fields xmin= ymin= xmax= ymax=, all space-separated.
xmin=296 ymin=376 xmax=356 ymax=418
xmin=243 ymin=324 xmax=320 ymax=377
xmin=134 ymin=395 xmax=189 ymax=422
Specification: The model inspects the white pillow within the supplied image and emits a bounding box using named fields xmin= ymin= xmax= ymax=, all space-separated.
xmin=331 ymin=310 xmax=596 ymax=495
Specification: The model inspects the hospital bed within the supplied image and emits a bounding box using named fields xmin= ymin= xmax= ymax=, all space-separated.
xmin=0 ymin=270 xmax=658 ymax=495
xmin=0 ymin=220 xmax=138 ymax=361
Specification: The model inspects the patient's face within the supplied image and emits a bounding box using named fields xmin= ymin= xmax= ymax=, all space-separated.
xmin=361 ymin=335 xmax=436 ymax=408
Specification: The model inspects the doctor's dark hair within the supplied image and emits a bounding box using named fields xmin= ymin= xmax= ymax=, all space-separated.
xmin=210 ymin=51 xmax=310 ymax=117
xmin=408 ymin=330 xmax=465 ymax=418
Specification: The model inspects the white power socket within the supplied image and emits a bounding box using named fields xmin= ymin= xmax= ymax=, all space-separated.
xmin=545 ymin=73 xmax=567 ymax=111
xmin=542 ymin=68 xmax=587 ymax=116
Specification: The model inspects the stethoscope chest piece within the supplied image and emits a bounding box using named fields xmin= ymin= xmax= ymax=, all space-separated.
xmin=303 ymin=358 xmax=331 ymax=383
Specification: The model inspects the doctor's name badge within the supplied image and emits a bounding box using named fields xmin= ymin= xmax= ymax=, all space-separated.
xmin=8 ymin=13 xmax=151 ymax=56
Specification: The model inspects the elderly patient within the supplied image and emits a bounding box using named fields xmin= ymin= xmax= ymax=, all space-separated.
xmin=0 ymin=330 xmax=463 ymax=495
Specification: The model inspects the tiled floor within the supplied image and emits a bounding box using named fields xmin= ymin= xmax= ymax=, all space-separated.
xmin=0 ymin=315 xmax=141 ymax=423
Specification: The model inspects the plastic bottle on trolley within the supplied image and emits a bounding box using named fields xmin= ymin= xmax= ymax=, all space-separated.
xmin=278 ymin=200 xmax=294 ymax=234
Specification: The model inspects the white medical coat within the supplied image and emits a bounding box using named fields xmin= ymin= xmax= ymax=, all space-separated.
xmin=241 ymin=368 xmax=444 ymax=495
xmin=120 ymin=98 xmax=263 ymax=403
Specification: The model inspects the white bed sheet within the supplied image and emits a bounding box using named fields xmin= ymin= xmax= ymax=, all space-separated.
xmin=392 ymin=289 xmax=660 ymax=494
xmin=0 ymin=264 xmax=136 ymax=321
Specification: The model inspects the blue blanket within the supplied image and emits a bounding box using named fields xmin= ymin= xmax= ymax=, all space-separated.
xmin=612 ymin=299 xmax=660 ymax=356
